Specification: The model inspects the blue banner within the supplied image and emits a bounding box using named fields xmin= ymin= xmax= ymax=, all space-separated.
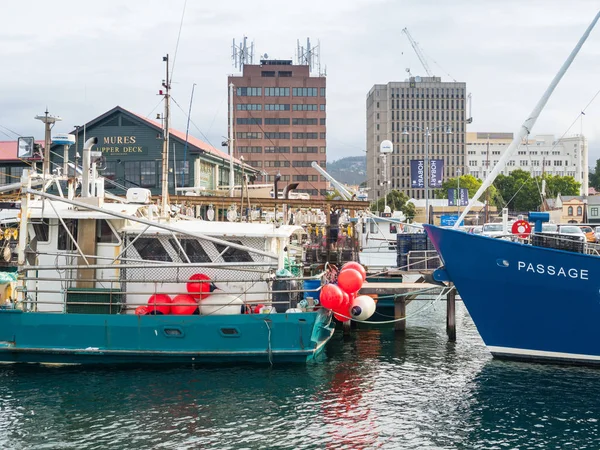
xmin=429 ymin=159 xmax=444 ymax=188
xmin=440 ymin=215 xmax=464 ymax=227
xmin=410 ymin=159 xmax=425 ymax=189
xmin=448 ymin=188 xmax=469 ymax=206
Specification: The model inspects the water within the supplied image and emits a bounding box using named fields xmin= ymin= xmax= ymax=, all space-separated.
xmin=1 ymin=303 xmax=600 ymax=449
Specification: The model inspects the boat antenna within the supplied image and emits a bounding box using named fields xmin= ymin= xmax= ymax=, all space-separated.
xmin=181 ymin=83 xmax=196 ymax=187
xmin=160 ymin=55 xmax=171 ymax=216
xmin=453 ymin=10 xmax=600 ymax=229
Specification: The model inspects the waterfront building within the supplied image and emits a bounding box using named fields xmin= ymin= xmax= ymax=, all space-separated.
xmin=228 ymin=59 xmax=327 ymax=197
xmin=366 ymin=77 xmax=467 ymax=201
xmin=0 ymin=106 xmax=251 ymax=195
xmin=466 ymin=132 xmax=588 ymax=194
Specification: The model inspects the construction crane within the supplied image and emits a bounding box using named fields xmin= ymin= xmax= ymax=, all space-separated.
xmin=401 ymin=28 xmax=434 ymax=77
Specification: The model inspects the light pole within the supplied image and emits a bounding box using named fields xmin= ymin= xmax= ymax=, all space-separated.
xmin=456 ymin=168 xmax=462 ymax=225
xmin=402 ymin=125 xmax=452 ymax=224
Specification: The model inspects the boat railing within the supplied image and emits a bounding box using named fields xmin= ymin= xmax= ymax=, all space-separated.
xmin=404 ymin=250 xmax=441 ymax=271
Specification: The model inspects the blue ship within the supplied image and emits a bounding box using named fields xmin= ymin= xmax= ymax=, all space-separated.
xmin=425 ymin=224 xmax=600 ymax=365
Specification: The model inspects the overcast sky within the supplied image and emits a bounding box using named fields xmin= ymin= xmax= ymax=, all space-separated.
xmin=1 ymin=0 xmax=600 ymax=166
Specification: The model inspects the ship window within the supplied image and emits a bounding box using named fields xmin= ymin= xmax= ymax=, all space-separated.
xmin=32 ymin=219 xmax=50 ymax=242
xmin=214 ymin=240 xmax=253 ymax=263
xmin=96 ymin=220 xmax=119 ymax=244
xmin=168 ymin=238 xmax=211 ymax=263
xmin=132 ymin=237 xmax=172 ymax=262
xmin=58 ymin=219 xmax=78 ymax=251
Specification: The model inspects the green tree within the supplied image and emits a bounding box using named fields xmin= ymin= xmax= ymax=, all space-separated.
xmin=369 ymin=190 xmax=416 ymax=220
xmin=589 ymin=159 xmax=600 ymax=190
xmin=436 ymin=174 xmax=501 ymax=207
xmin=543 ymin=173 xmax=580 ymax=198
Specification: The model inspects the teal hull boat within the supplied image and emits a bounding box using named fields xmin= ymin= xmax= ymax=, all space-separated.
xmin=0 ymin=309 xmax=333 ymax=365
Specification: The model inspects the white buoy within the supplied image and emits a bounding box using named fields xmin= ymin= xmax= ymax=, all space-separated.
xmin=350 ymin=295 xmax=376 ymax=321
xmin=199 ymin=290 xmax=243 ymax=315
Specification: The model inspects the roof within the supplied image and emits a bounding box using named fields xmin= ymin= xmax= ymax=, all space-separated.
xmin=560 ymin=195 xmax=584 ymax=203
xmin=78 ymin=106 xmax=253 ymax=171
xmin=0 ymin=140 xmax=44 ymax=162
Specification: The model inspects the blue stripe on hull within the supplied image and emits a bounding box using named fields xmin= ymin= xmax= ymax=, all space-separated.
xmin=424 ymin=225 xmax=600 ymax=364
xmin=0 ymin=310 xmax=334 ymax=365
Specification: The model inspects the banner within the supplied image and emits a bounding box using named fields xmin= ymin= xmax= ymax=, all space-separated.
xmin=410 ymin=159 xmax=425 ymax=189
xmin=448 ymin=188 xmax=469 ymax=206
xmin=429 ymin=159 xmax=444 ymax=188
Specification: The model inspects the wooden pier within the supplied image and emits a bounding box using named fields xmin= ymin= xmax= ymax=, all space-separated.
xmin=356 ymin=280 xmax=456 ymax=340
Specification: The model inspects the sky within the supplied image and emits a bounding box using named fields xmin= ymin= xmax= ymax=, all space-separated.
xmin=1 ymin=0 xmax=600 ymax=166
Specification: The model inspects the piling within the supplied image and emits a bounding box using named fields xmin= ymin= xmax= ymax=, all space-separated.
xmin=446 ymin=282 xmax=456 ymax=341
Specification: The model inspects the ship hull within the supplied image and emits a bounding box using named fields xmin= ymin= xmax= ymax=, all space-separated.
xmin=0 ymin=309 xmax=333 ymax=365
xmin=424 ymin=225 xmax=600 ymax=365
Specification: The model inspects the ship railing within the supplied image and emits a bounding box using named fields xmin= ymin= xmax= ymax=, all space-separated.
xmin=403 ymin=250 xmax=441 ymax=272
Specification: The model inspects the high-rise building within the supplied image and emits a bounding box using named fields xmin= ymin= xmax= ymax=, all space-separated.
xmin=228 ymin=59 xmax=327 ymax=197
xmin=366 ymin=77 xmax=467 ymax=201
xmin=466 ymin=132 xmax=588 ymax=194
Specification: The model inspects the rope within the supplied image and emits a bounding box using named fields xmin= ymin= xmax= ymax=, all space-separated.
xmin=264 ymin=318 xmax=273 ymax=366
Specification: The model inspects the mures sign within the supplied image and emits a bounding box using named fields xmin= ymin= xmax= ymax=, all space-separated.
xmin=99 ymin=136 xmax=147 ymax=155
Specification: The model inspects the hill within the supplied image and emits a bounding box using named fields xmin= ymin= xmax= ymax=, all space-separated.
xmin=326 ymin=156 xmax=366 ymax=186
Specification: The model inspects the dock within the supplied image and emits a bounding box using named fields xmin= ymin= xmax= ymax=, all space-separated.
xmin=357 ymin=280 xmax=456 ymax=340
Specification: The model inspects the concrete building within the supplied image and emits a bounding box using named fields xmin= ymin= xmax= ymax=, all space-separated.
xmin=466 ymin=132 xmax=588 ymax=194
xmin=366 ymin=77 xmax=467 ymax=201
xmin=228 ymin=59 xmax=327 ymax=197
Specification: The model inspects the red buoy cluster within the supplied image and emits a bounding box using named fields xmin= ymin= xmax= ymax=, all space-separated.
xmin=320 ymin=262 xmax=375 ymax=322
xmin=136 ymin=273 xmax=213 ymax=316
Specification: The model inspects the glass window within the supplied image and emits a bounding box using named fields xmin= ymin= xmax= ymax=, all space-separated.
xmin=32 ymin=219 xmax=50 ymax=242
xmin=577 ymin=206 xmax=583 ymax=216
xmin=124 ymin=161 xmax=140 ymax=187
xmin=215 ymin=240 xmax=253 ymax=262
xmin=140 ymin=161 xmax=156 ymax=188
xmin=0 ymin=168 xmax=7 ymax=184
xmin=133 ymin=237 xmax=172 ymax=262
xmin=169 ymin=238 xmax=211 ymax=263
xmin=96 ymin=219 xmax=119 ymax=244
xmin=175 ymin=161 xmax=189 ymax=187
xmin=568 ymin=206 xmax=573 ymax=216
xmin=58 ymin=219 xmax=78 ymax=251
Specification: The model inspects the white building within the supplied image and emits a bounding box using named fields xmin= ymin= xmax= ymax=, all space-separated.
xmin=466 ymin=132 xmax=588 ymax=194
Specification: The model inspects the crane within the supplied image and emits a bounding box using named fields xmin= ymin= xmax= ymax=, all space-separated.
xmin=401 ymin=28 xmax=434 ymax=77
xmin=311 ymin=162 xmax=358 ymax=201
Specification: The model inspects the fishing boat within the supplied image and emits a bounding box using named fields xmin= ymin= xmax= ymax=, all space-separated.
xmin=425 ymin=11 xmax=600 ymax=365
xmin=0 ymin=57 xmax=334 ymax=366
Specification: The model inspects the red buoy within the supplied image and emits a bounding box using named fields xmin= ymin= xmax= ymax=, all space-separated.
xmin=186 ymin=273 xmax=211 ymax=300
xmin=341 ymin=262 xmax=367 ymax=282
xmin=171 ymin=294 xmax=198 ymax=315
xmin=147 ymin=294 xmax=172 ymax=315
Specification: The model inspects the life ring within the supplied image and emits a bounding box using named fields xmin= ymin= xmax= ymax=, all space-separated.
xmin=511 ymin=220 xmax=532 ymax=238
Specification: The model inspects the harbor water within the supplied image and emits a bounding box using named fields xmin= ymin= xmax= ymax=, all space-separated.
xmin=1 ymin=303 xmax=600 ymax=449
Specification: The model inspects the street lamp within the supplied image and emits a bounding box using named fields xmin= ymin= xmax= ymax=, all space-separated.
xmin=402 ymin=124 xmax=453 ymax=224
xmin=456 ymin=168 xmax=462 ymax=224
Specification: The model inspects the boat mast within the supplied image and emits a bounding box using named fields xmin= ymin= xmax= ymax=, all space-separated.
xmin=161 ymin=55 xmax=171 ymax=216
xmin=228 ymin=82 xmax=235 ymax=196
xmin=453 ymin=10 xmax=600 ymax=229
xmin=485 ymin=135 xmax=490 ymax=223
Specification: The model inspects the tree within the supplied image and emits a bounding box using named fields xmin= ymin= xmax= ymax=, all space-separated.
xmin=543 ymin=173 xmax=580 ymax=198
xmin=435 ymin=174 xmax=501 ymax=207
xmin=589 ymin=159 xmax=600 ymax=191
xmin=369 ymin=190 xmax=416 ymax=220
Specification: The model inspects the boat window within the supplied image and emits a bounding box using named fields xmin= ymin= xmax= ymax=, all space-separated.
xmin=32 ymin=219 xmax=50 ymax=242
xmin=215 ymin=240 xmax=253 ymax=263
xmin=168 ymin=238 xmax=211 ymax=263
xmin=132 ymin=237 xmax=172 ymax=262
xmin=389 ymin=224 xmax=398 ymax=234
xmin=58 ymin=219 xmax=78 ymax=251
xmin=96 ymin=220 xmax=119 ymax=244
xmin=370 ymin=222 xmax=378 ymax=234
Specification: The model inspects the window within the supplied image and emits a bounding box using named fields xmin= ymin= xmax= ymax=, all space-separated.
xmin=278 ymin=71 xmax=292 ymax=77
xmin=568 ymin=206 xmax=573 ymax=216
xmin=236 ymin=132 xmax=262 ymax=139
xmin=124 ymin=161 xmax=140 ymax=187
xmin=175 ymin=160 xmax=190 ymax=187
xmin=264 ymin=160 xmax=290 ymax=167
xmin=264 ymin=146 xmax=290 ymax=153
xmin=292 ymin=132 xmax=318 ymax=139
xmin=236 ymin=87 xmax=262 ymax=96
xmin=32 ymin=219 xmax=50 ymax=242
xmin=261 ymin=71 xmax=275 ymax=77
xmin=292 ymin=118 xmax=318 ymax=125
xmin=58 ymin=219 xmax=78 ymax=251
xmin=293 ymin=175 xmax=318 ymax=181
xmin=320 ymin=87 xmax=326 ymax=97
xmin=577 ymin=206 xmax=583 ymax=216
xmin=246 ymin=161 xmax=262 ymax=168
xmin=101 ymin=162 xmax=117 ymax=188
xmin=320 ymin=104 xmax=325 ymax=111
xmin=292 ymin=104 xmax=317 ymax=111
xmin=292 ymin=160 xmax=316 ymax=167
xmin=238 ymin=146 xmax=262 ymax=153
xmin=96 ymin=220 xmax=119 ymax=244
xmin=292 ymin=147 xmax=318 ymax=153
xmin=237 ymin=103 xmax=262 ymax=111
xmin=320 ymin=118 xmax=326 ymax=125
xmin=215 ymin=240 xmax=253 ymax=262
xmin=264 ymin=87 xmax=289 ymax=97
xmin=0 ymin=168 xmax=7 ymax=184
xmin=236 ymin=118 xmax=262 ymax=125
xmin=320 ymin=132 xmax=326 ymax=139
xmin=264 ymin=118 xmax=290 ymax=125
xmin=140 ymin=161 xmax=156 ymax=188
xmin=292 ymin=87 xmax=317 ymax=97
xmin=264 ymin=132 xmax=290 ymax=139
xmin=592 ymin=207 xmax=598 ymax=217
xmin=264 ymin=104 xmax=290 ymax=111
xmin=133 ymin=237 xmax=172 ymax=262
xmin=169 ymin=238 xmax=211 ymax=263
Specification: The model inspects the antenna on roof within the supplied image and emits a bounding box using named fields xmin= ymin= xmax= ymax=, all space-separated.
xmin=232 ymin=36 xmax=254 ymax=70
xmin=297 ymin=38 xmax=323 ymax=75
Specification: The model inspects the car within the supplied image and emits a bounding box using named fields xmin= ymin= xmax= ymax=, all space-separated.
xmin=557 ymin=225 xmax=586 ymax=242
xmin=579 ymin=225 xmax=597 ymax=243
xmin=481 ymin=223 xmax=506 ymax=237
xmin=468 ymin=225 xmax=483 ymax=234
xmin=541 ymin=223 xmax=558 ymax=233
